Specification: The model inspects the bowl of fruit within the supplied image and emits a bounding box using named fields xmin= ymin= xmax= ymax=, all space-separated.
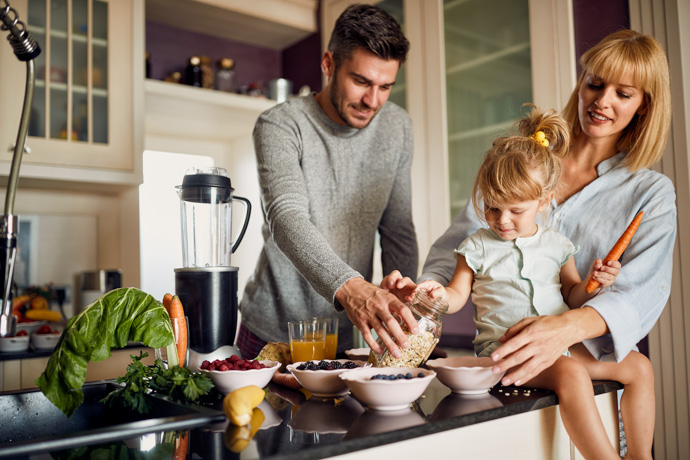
xmin=286 ymin=359 xmax=369 ymax=397
xmin=339 ymin=367 xmax=436 ymax=411
xmin=198 ymin=355 xmax=280 ymax=394
xmin=0 ymin=330 xmax=30 ymax=352
xmin=31 ymin=324 xmax=63 ymax=350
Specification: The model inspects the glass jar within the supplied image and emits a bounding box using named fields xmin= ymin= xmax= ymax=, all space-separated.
xmin=185 ymin=56 xmax=202 ymax=87
xmin=216 ymin=58 xmax=238 ymax=93
xmin=369 ymin=290 xmax=448 ymax=368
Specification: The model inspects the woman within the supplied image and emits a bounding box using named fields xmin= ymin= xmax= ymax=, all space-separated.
xmin=384 ymin=29 xmax=675 ymax=457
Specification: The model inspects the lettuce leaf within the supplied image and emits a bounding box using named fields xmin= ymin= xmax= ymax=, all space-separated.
xmin=36 ymin=287 xmax=174 ymax=417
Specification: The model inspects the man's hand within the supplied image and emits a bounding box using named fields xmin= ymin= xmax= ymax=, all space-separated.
xmin=337 ymin=277 xmax=419 ymax=358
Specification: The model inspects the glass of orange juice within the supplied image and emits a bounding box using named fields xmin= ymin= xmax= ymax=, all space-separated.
xmin=314 ymin=317 xmax=339 ymax=359
xmin=288 ymin=320 xmax=327 ymax=363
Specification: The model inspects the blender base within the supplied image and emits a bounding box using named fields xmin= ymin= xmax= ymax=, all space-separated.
xmin=174 ymin=266 xmax=239 ymax=354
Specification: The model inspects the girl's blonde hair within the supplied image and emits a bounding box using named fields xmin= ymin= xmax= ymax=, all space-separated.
xmin=562 ymin=29 xmax=671 ymax=172
xmin=473 ymin=104 xmax=570 ymax=218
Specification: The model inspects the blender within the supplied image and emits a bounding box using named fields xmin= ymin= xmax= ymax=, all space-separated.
xmin=174 ymin=167 xmax=251 ymax=365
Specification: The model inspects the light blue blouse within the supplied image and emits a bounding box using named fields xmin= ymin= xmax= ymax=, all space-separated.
xmin=421 ymin=153 xmax=677 ymax=362
xmin=456 ymin=226 xmax=577 ymax=357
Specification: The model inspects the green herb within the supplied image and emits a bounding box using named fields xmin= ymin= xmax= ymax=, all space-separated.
xmin=101 ymin=352 xmax=215 ymax=414
xmin=36 ymin=287 xmax=175 ymax=418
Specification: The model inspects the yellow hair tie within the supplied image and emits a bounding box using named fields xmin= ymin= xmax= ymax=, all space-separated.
xmin=529 ymin=131 xmax=549 ymax=147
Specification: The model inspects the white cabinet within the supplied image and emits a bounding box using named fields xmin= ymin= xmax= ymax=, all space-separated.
xmin=0 ymin=0 xmax=142 ymax=184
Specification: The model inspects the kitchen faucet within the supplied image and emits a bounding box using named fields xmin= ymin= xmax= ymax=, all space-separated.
xmin=0 ymin=0 xmax=41 ymax=337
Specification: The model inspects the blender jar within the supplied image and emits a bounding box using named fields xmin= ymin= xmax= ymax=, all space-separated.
xmin=176 ymin=167 xmax=251 ymax=268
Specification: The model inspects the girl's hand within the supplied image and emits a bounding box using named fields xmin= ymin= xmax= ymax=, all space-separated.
xmin=380 ymin=270 xmax=417 ymax=301
xmin=587 ymin=259 xmax=621 ymax=289
xmin=414 ymin=280 xmax=447 ymax=302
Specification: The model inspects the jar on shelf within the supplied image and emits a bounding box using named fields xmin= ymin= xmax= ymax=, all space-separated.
xmin=368 ymin=290 xmax=448 ymax=368
xmin=199 ymin=55 xmax=214 ymax=89
xmin=216 ymin=58 xmax=238 ymax=93
xmin=185 ymin=56 xmax=202 ymax=87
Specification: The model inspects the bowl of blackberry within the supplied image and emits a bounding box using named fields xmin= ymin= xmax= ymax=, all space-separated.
xmin=287 ymin=359 xmax=370 ymax=397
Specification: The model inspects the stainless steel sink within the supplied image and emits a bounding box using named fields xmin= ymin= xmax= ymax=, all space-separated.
xmin=0 ymin=381 xmax=225 ymax=458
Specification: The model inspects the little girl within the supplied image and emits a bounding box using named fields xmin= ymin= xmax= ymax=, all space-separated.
xmin=389 ymin=105 xmax=653 ymax=459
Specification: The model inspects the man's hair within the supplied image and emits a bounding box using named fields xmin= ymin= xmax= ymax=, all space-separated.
xmin=328 ymin=4 xmax=410 ymax=70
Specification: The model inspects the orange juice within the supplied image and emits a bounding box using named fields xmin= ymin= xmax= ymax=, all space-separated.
xmin=290 ymin=338 xmax=326 ymax=362
xmin=325 ymin=333 xmax=338 ymax=359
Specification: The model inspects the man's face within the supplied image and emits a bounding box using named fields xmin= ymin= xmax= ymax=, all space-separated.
xmin=325 ymin=48 xmax=400 ymax=129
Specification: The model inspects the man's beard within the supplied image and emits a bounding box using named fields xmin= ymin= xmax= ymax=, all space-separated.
xmin=328 ymin=70 xmax=376 ymax=129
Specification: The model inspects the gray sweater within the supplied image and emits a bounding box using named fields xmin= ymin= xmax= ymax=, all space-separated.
xmin=239 ymin=95 xmax=419 ymax=351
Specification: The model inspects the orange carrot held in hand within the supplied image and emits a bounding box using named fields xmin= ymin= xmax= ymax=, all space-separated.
xmin=585 ymin=211 xmax=644 ymax=293
xmin=169 ymin=295 xmax=188 ymax=367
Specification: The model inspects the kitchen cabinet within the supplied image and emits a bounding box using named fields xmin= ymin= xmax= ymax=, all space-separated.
xmin=0 ymin=0 xmax=142 ymax=183
xmin=0 ymin=346 xmax=154 ymax=391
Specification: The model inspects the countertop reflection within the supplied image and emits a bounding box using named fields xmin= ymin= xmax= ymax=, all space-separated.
xmin=31 ymin=377 xmax=621 ymax=460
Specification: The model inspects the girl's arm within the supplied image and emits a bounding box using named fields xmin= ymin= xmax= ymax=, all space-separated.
xmin=417 ymin=255 xmax=473 ymax=314
xmin=561 ymin=257 xmax=621 ymax=309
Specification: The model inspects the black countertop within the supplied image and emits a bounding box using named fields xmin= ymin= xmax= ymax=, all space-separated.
xmin=11 ymin=377 xmax=621 ymax=459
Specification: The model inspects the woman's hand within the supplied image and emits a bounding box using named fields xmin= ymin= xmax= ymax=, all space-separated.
xmin=489 ymin=308 xmax=606 ymax=386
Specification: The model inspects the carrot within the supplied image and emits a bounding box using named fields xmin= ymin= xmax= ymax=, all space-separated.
xmin=169 ymin=295 xmax=188 ymax=367
xmin=271 ymin=372 xmax=302 ymax=390
xmin=585 ymin=211 xmax=644 ymax=293
xmin=172 ymin=430 xmax=189 ymax=460
xmin=163 ymin=293 xmax=173 ymax=316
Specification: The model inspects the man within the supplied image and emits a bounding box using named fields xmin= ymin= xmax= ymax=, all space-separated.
xmin=238 ymin=4 xmax=419 ymax=360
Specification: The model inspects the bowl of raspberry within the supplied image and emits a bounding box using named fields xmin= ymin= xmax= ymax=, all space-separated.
xmin=0 ymin=330 xmax=30 ymax=353
xmin=198 ymin=355 xmax=280 ymax=394
xmin=30 ymin=324 xmax=63 ymax=350
xmin=286 ymin=359 xmax=369 ymax=397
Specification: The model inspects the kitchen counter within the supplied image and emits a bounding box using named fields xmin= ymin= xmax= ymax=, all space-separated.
xmin=8 ymin=377 xmax=622 ymax=459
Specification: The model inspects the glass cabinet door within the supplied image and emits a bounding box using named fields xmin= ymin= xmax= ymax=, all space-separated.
xmin=376 ymin=0 xmax=406 ymax=110
xmin=444 ymin=0 xmax=532 ymax=217
xmin=26 ymin=0 xmax=109 ymax=145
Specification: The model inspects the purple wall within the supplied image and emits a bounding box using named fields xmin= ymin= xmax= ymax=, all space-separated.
xmin=145 ymin=21 xmax=322 ymax=94
xmin=572 ymin=0 xmax=630 ymax=76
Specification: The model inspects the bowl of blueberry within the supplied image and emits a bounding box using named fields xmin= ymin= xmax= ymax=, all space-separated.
xmin=286 ymin=359 xmax=369 ymax=397
xmin=338 ymin=367 xmax=436 ymax=411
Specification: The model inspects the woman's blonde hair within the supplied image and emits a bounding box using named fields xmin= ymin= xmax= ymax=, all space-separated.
xmin=473 ymin=104 xmax=570 ymax=219
xmin=562 ymin=29 xmax=671 ymax=172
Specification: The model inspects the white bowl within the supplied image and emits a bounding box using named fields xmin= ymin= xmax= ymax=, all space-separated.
xmin=344 ymin=348 xmax=371 ymax=361
xmin=288 ymin=395 xmax=364 ymax=433
xmin=0 ymin=335 xmax=30 ymax=353
xmin=16 ymin=321 xmax=47 ymax=336
xmin=187 ymin=345 xmax=242 ymax=372
xmin=338 ymin=367 xmax=436 ymax=411
xmin=199 ymin=360 xmax=280 ymax=394
xmin=30 ymin=326 xmax=63 ymax=350
xmin=425 ymin=356 xmax=505 ymax=394
xmin=287 ymin=359 xmax=369 ymax=397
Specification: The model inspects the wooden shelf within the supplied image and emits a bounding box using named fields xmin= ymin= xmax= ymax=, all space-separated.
xmin=145 ymin=0 xmax=317 ymax=50
xmin=144 ymin=79 xmax=276 ymax=141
